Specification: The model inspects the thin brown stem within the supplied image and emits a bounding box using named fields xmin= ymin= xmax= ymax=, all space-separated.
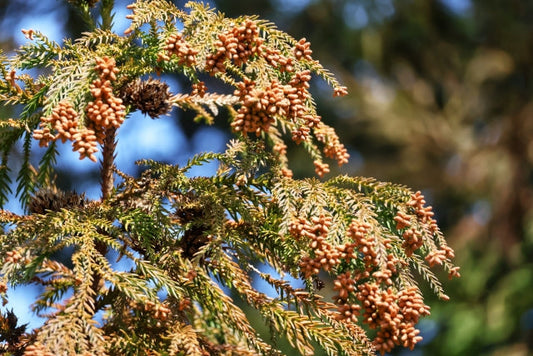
xmin=101 ymin=127 xmax=116 ymax=201
xmin=92 ymin=127 xmax=116 ymax=298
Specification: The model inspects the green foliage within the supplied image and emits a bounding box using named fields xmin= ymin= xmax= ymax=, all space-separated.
xmin=0 ymin=1 xmax=459 ymax=355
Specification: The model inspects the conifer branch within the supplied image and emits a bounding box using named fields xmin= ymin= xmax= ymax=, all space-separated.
xmin=0 ymin=1 xmax=460 ymax=354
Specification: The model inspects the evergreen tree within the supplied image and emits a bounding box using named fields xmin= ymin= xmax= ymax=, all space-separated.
xmin=0 ymin=1 xmax=459 ymax=354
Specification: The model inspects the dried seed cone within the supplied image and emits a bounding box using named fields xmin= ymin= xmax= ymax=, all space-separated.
xmin=28 ymin=188 xmax=87 ymax=215
xmin=119 ymin=78 xmax=171 ymax=119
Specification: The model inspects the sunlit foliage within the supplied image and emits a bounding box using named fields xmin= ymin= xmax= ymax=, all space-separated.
xmin=0 ymin=1 xmax=458 ymax=355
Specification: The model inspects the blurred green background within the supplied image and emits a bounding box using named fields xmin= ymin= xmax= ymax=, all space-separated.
xmin=1 ymin=0 xmax=532 ymax=355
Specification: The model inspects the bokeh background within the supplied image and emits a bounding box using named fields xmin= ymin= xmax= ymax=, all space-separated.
xmin=1 ymin=0 xmax=533 ymax=355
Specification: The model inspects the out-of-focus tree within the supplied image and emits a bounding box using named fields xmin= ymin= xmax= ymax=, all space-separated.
xmin=214 ymin=0 xmax=533 ymax=355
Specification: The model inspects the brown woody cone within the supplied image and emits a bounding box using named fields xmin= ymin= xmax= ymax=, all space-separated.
xmin=119 ymin=77 xmax=171 ymax=119
xmin=28 ymin=188 xmax=87 ymax=214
